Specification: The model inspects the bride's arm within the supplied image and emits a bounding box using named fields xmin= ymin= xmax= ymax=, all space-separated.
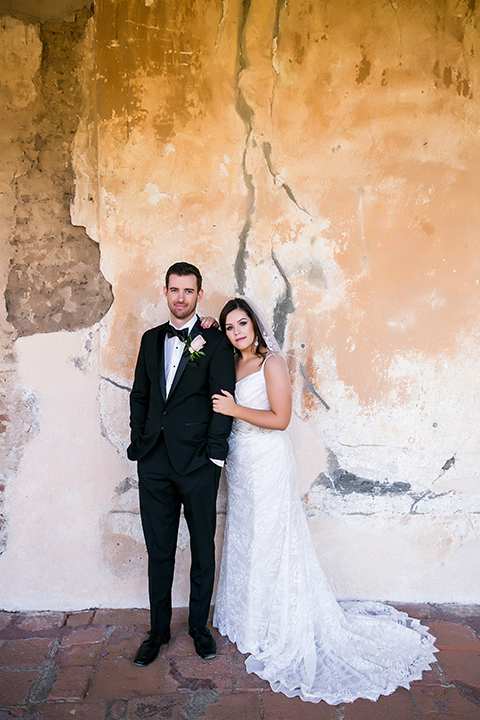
xmin=212 ymin=355 xmax=292 ymax=431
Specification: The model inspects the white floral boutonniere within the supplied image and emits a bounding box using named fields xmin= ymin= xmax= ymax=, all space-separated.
xmin=183 ymin=333 xmax=206 ymax=361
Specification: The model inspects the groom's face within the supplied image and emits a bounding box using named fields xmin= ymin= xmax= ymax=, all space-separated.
xmin=164 ymin=273 xmax=203 ymax=325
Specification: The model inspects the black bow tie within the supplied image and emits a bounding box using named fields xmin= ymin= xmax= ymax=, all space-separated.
xmin=167 ymin=326 xmax=189 ymax=341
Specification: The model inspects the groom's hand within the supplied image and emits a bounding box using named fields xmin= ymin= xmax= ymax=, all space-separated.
xmin=212 ymin=390 xmax=236 ymax=416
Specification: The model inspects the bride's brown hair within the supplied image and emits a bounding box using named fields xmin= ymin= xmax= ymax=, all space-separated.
xmin=219 ymin=298 xmax=268 ymax=362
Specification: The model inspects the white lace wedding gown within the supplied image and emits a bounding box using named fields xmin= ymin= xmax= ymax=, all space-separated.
xmin=213 ymin=359 xmax=438 ymax=705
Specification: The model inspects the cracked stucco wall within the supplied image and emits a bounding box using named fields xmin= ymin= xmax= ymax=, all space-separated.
xmin=0 ymin=0 xmax=479 ymax=610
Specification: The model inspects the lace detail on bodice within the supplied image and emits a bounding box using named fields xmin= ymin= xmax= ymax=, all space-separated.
xmin=231 ymin=361 xmax=277 ymax=436
xmin=232 ymin=418 xmax=273 ymax=435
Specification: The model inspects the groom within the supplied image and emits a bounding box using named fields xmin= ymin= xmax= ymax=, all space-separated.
xmin=127 ymin=261 xmax=235 ymax=665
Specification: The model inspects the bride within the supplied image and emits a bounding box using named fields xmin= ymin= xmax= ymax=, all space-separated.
xmin=210 ymin=297 xmax=437 ymax=705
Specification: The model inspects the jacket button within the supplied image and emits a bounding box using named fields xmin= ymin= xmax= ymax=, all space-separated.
xmin=163 ymin=411 xmax=167 ymax=415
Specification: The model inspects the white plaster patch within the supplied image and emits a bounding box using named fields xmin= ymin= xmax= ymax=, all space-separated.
xmin=100 ymin=187 xmax=118 ymax=217
xmin=0 ymin=328 xmax=139 ymax=611
xmin=144 ymin=182 xmax=168 ymax=205
xmin=308 ymin=513 xmax=480 ymax=603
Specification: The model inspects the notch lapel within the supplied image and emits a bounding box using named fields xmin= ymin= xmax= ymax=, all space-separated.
xmin=157 ymin=325 xmax=168 ymax=402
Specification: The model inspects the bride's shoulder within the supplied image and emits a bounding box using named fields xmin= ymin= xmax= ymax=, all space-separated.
xmin=263 ymin=353 xmax=292 ymax=397
xmin=264 ymin=352 xmax=285 ymax=365
xmin=263 ymin=353 xmax=288 ymax=376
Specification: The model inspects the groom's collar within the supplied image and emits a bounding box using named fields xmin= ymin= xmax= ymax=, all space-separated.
xmin=168 ymin=314 xmax=198 ymax=334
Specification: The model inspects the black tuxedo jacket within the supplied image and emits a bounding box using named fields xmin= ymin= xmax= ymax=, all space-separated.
xmin=127 ymin=318 xmax=235 ymax=475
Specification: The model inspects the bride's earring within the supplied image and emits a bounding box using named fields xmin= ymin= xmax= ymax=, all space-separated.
xmin=254 ymin=336 xmax=259 ymax=347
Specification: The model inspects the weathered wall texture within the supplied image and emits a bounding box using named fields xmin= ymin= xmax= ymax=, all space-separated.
xmin=0 ymin=0 xmax=479 ymax=610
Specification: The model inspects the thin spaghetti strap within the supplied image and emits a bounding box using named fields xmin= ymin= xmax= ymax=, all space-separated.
xmin=262 ymin=353 xmax=276 ymax=372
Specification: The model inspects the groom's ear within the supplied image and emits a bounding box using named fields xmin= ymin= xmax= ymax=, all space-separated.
xmin=197 ymin=289 xmax=204 ymax=303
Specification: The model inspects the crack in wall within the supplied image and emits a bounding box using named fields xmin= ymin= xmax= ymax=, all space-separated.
xmin=271 ymin=0 xmax=285 ymax=65
xmin=233 ymin=0 xmax=254 ymax=295
xmin=271 ymin=250 xmax=295 ymax=348
xmin=214 ymin=0 xmax=228 ymax=50
xmin=262 ymin=141 xmax=313 ymax=217
xmin=337 ymin=441 xmax=405 ymax=450
xmin=389 ymin=0 xmax=403 ymax=59
xmin=407 ymin=489 xmax=454 ymax=516
xmin=300 ymin=363 xmax=330 ymax=410
xmin=100 ymin=375 xmax=132 ymax=392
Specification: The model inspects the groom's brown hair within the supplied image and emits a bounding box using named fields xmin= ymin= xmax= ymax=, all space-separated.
xmin=165 ymin=262 xmax=202 ymax=292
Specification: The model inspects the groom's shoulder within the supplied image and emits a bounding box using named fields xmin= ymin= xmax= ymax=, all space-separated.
xmin=141 ymin=322 xmax=168 ymax=342
xmin=201 ymin=325 xmax=227 ymax=344
xmin=198 ymin=326 xmax=232 ymax=355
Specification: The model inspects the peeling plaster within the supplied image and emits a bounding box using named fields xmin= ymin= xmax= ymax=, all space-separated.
xmin=4 ymin=8 xmax=113 ymax=337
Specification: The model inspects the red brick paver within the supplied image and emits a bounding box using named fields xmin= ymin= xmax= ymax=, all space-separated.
xmin=60 ymin=627 xmax=104 ymax=646
xmin=17 ymin=613 xmax=66 ymax=632
xmin=55 ymin=642 xmax=102 ymax=667
xmin=0 ymin=637 xmax=54 ymax=667
xmin=48 ymin=665 xmax=94 ymax=701
xmin=93 ymin=608 xmax=150 ymax=628
xmin=127 ymin=693 xmax=188 ymax=719
xmin=204 ymin=691 xmax=262 ymax=719
xmin=233 ymin=653 xmax=270 ymax=690
xmin=411 ymin=684 xmax=480 ymax=718
xmin=40 ymin=701 xmax=109 ymax=719
xmin=65 ymin=610 xmax=96 ymax=627
xmin=436 ymin=649 xmax=480 ymax=687
xmin=343 ymin=689 xmax=419 ymax=720
xmin=0 ymin=669 xmax=38 ymax=705
xmin=262 ymin=691 xmax=338 ymax=719
xmin=87 ymin=657 xmax=167 ymax=700
xmin=168 ymin=654 xmax=234 ymax=692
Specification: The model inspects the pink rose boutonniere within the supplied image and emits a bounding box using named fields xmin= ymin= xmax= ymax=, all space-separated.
xmin=184 ymin=334 xmax=206 ymax=361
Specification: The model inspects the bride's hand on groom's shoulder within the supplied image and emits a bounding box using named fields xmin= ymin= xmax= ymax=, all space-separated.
xmin=200 ymin=316 xmax=218 ymax=329
xmin=212 ymin=390 xmax=236 ymax=416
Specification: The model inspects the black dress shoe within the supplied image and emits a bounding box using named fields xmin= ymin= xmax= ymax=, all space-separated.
xmin=133 ymin=629 xmax=170 ymax=666
xmin=189 ymin=626 xmax=217 ymax=659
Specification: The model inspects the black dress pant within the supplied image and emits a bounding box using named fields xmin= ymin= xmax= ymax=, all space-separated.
xmin=137 ymin=434 xmax=221 ymax=633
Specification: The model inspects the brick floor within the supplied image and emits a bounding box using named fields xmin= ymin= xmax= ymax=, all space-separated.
xmin=0 ymin=604 xmax=478 ymax=719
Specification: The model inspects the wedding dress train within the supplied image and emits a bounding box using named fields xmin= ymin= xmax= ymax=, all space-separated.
xmin=213 ymin=361 xmax=437 ymax=704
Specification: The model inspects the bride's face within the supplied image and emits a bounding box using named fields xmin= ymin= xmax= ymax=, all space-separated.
xmin=224 ymin=308 xmax=255 ymax=352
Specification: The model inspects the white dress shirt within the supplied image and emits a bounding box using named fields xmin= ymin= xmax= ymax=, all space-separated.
xmin=164 ymin=315 xmax=198 ymax=397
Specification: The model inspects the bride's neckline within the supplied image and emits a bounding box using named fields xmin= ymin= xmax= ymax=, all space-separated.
xmin=235 ymin=354 xmax=274 ymax=384
xmin=236 ymin=367 xmax=263 ymax=385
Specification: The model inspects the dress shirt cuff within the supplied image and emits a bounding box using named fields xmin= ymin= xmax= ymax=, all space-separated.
xmin=209 ymin=458 xmax=224 ymax=467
